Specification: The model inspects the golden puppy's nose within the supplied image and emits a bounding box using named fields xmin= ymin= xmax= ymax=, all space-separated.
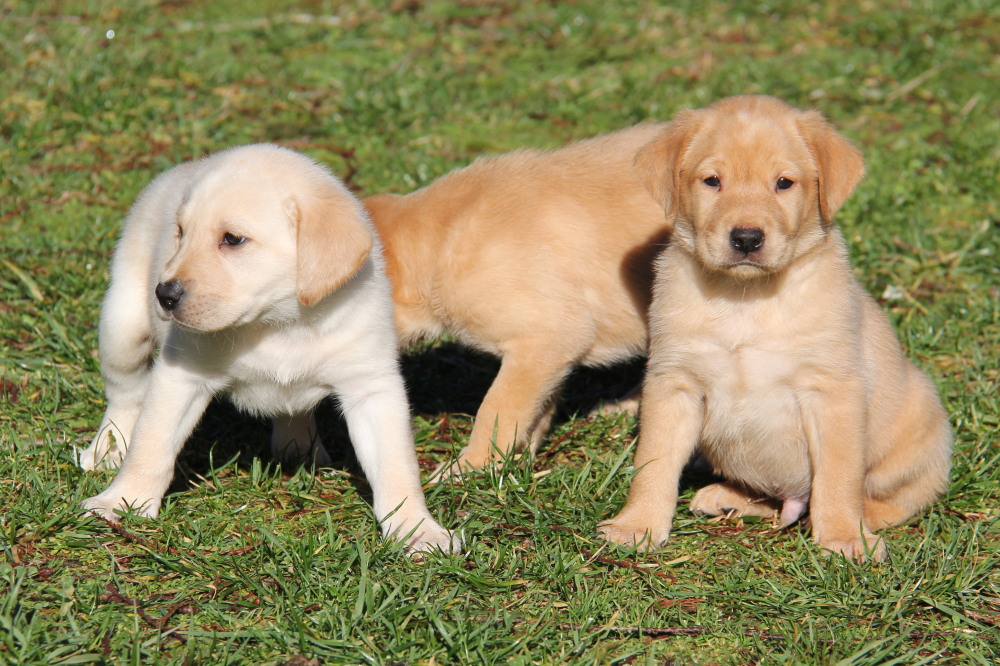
xmin=155 ymin=280 xmax=184 ymax=311
xmin=730 ymin=227 xmax=765 ymax=255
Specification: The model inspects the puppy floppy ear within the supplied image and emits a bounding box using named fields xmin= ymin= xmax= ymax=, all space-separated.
xmin=287 ymin=184 xmax=374 ymax=307
xmin=634 ymin=111 xmax=700 ymax=218
xmin=797 ymin=110 xmax=866 ymax=225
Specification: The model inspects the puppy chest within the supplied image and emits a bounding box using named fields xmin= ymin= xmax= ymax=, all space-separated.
xmin=697 ymin=345 xmax=813 ymax=498
xmin=226 ymin=377 xmax=330 ymax=417
xmin=223 ymin=344 xmax=335 ymax=416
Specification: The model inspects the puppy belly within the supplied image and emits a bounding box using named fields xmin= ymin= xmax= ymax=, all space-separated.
xmin=700 ymin=391 xmax=812 ymax=502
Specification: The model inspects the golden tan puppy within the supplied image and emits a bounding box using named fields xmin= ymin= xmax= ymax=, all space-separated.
xmin=78 ymin=144 xmax=459 ymax=553
xmin=363 ymin=125 xmax=670 ymax=474
xmin=599 ymin=96 xmax=951 ymax=561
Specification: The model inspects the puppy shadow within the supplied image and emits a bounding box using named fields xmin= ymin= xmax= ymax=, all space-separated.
xmin=168 ymin=400 xmax=365 ymax=497
xmin=399 ymin=341 xmax=646 ymax=444
xmin=166 ymin=342 xmax=646 ymax=496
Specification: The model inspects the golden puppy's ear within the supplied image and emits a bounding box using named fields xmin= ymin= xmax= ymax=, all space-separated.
xmin=634 ymin=111 xmax=700 ymax=218
xmin=289 ymin=186 xmax=374 ymax=307
xmin=797 ymin=111 xmax=866 ymax=224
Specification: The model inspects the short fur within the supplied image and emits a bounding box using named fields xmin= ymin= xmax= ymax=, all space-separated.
xmin=598 ymin=96 xmax=951 ymax=561
xmin=363 ymin=125 xmax=670 ymax=474
xmin=79 ymin=144 xmax=458 ymax=552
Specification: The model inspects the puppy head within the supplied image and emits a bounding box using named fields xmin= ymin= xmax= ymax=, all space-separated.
xmin=635 ymin=95 xmax=864 ymax=279
xmin=157 ymin=144 xmax=373 ymax=331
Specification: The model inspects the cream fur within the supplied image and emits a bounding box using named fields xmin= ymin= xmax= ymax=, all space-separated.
xmin=598 ymin=96 xmax=952 ymax=561
xmin=78 ymin=144 xmax=458 ymax=553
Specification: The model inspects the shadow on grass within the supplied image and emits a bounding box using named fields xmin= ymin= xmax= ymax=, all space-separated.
xmin=166 ymin=341 xmax=650 ymax=495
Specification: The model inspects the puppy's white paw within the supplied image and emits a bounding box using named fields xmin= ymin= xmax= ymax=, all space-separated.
xmin=386 ymin=515 xmax=462 ymax=554
xmin=410 ymin=525 xmax=463 ymax=555
xmin=82 ymin=490 xmax=160 ymax=522
xmin=78 ymin=426 xmax=126 ymax=471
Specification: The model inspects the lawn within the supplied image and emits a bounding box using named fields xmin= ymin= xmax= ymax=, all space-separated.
xmin=1 ymin=0 xmax=998 ymax=663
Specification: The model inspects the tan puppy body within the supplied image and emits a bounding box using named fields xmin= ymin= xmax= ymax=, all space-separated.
xmin=365 ymin=124 xmax=671 ymax=471
xmin=78 ymin=144 xmax=458 ymax=552
xmin=599 ymin=96 xmax=951 ymax=561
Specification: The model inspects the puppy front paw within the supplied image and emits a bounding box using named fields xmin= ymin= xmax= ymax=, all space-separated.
xmin=597 ymin=517 xmax=670 ymax=551
xmin=816 ymin=531 xmax=886 ymax=562
xmin=77 ymin=428 xmax=125 ymax=471
xmin=410 ymin=524 xmax=463 ymax=555
xmin=386 ymin=516 xmax=462 ymax=554
xmin=82 ymin=490 xmax=161 ymax=522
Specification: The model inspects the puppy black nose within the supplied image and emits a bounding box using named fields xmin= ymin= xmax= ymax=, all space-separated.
xmin=730 ymin=227 xmax=765 ymax=255
xmin=155 ymin=281 xmax=184 ymax=311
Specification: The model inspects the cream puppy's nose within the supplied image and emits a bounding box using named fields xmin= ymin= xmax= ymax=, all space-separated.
xmin=155 ymin=280 xmax=184 ymax=311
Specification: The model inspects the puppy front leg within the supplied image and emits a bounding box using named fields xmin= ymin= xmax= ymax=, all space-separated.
xmin=598 ymin=379 xmax=703 ymax=550
xmin=800 ymin=389 xmax=885 ymax=561
xmin=82 ymin=361 xmax=212 ymax=521
xmin=338 ymin=379 xmax=460 ymax=553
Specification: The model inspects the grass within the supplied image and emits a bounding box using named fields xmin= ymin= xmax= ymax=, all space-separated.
xmin=1 ymin=0 xmax=998 ymax=663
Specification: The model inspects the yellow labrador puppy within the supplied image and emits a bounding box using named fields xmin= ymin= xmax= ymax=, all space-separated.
xmin=364 ymin=125 xmax=670 ymax=474
xmin=78 ymin=144 xmax=459 ymax=553
xmin=599 ymin=96 xmax=951 ymax=561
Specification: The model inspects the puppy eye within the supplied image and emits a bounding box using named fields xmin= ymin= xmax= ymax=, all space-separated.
xmin=222 ymin=232 xmax=247 ymax=247
xmin=703 ymin=176 xmax=720 ymax=188
xmin=776 ymin=177 xmax=794 ymax=190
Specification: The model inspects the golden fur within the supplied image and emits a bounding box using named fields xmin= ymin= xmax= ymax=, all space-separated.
xmin=364 ymin=125 xmax=670 ymax=473
xmin=599 ymin=96 xmax=951 ymax=561
xmin=78 ymin=144 xmax=458 ymax=552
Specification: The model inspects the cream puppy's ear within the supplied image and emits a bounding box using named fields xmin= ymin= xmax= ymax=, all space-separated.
xmin=797 ymin=111 xmax=866 ymax=225
xmin=288 ymin=186 xmax=374 ymax=307
xmin=633 ymin=110 xmax=701 ymax=218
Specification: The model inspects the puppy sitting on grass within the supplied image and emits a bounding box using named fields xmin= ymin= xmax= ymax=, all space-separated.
xmin=78 ymin=144 xmax=459 ymax=553
xmin=599 ymin=96 xmax=952 ymax=561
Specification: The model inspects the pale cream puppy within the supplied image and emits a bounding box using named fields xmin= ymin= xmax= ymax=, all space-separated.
xmin=78 ymin=144 xmax=459 ymax=553
xmin=599 ymin=96 xmax=951 ymax=561
xmin=364 ymin=125 xmax=670 ymax=474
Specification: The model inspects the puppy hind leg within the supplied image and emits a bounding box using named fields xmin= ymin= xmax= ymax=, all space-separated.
xmin=527 ymin=399 xmax=558 ymax=456
xmin=690 ymin=481 xmax=784 ymax=523
xmin=865 ymin=373 xmax=952 ymax=529
xmin=80 ymin=288 xmax=157 ymax=470
xmin=453 ymin=347 xmax=576 ymax=472
xmin=864 ymin=449 xmax=951 ymax=529
xmin=270 ymin=411 xmax=332 ymax=468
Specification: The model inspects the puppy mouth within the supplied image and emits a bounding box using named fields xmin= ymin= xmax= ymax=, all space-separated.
xmin=722 ymin=259 xmax=772 ymax=278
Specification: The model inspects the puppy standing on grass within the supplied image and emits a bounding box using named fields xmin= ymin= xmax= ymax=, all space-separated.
xmin=599 ymin=96 xmax=951 ymax=561
xmin=363 ymin=124 xmax=670 ymax=475
xmin=78 ymin=144 xmax=459 ymax=553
